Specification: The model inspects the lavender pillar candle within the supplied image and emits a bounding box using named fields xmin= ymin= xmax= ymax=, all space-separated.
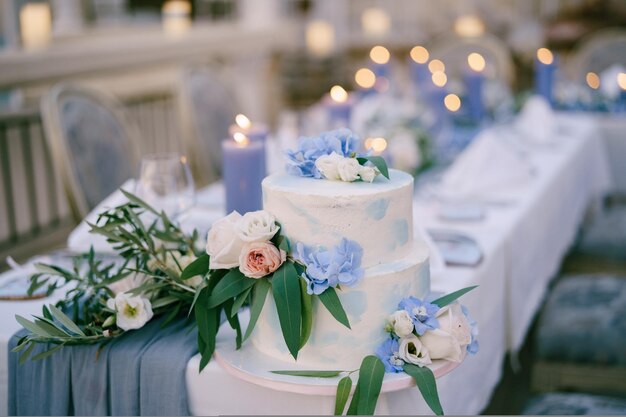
xmin=325 ymin=85 xmax=354 ymax=129
xmin=222 ymin=136 xmax=264 ymax=214
xmin=369 ymin=45 xmax=391 ymax=79
xmin=409 ymin=46 xmax=430 ymax=92
xmin=228 ymin=118 xmax=268 ymax=176
xmin=534 ymin=48 xmax=557 ymax=106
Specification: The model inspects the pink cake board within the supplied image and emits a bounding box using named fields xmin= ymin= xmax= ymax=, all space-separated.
xmin=214 ymin=311 xmax=463 ymax=396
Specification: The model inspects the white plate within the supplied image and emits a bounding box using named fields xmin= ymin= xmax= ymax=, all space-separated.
xmin=427 ymin=229 xmax=483 ymax=267
xmin=214 ymin=311 xmax=463 ymax=396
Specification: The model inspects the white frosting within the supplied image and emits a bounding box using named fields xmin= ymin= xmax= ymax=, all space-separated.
xmin=262 ymin=170 xmax=415 ymax=268
xmin=253 ymin=169 xmax=430 ymax=369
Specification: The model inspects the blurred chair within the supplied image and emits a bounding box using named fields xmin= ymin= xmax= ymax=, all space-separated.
xmin=41 ymin=83 xmax=140 ymax=220
xmin=522 ymin=392 xmax=626 ymax=415
xmin=428 ymin=34 xmax=515 ymax=85
xmin=569 ymin=28 xmax=626 ymax=82
xmin=177 ymin=66 xmax=238 ymax=186
xmin=531 ymin=274 xmax=626 ymax=395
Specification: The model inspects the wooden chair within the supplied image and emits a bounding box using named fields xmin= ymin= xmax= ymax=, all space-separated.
xmin=40 ymin=83 xmax=141 ymax=220
xmin=177 ymin=65 xmax=238 ymax=187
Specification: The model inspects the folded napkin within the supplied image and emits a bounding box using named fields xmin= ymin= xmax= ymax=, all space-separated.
xmin=67 ymin=179 xmax=136 ymax=253
xmin=68 ymin=180 xmax=225 ymax=254
xmin=437 ymin=130 xmax=533 ymax=200
xmin=515 ymin=95 xmax=557 ymax=145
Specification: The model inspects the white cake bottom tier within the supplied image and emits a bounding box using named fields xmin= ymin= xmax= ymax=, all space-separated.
xmin=250 ymin=247 xmax=430 ymax=370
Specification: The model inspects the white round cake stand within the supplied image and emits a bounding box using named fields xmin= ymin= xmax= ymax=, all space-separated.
xmin=214 ymin=311 xmax=463 ymax=396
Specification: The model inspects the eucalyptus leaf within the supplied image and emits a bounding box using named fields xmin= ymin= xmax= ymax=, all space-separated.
xmin=356 ymin=355 xmax=385 ymax=415
xmin=243 ymin=279 xmax=270 ymax=342
xmin=403 ymin=364 xmax=443 ymax=415
xmin=318 ymin=287 xmax=351 ymax=329
xmin=207 ymin=269 xmax=256 ymax=308
xmin=18 ymin=343 xmax=35 ymax=364
xmin=346 ymin=384 xmax=360 ymax=415
xmin=34 ymin=318 xmax=69 ymax=338
xmin=271 ymin=370 xmax=343 ymax=377
xmin=334 ymin=376 xmax=353 ymax=415
xmin=272 ymin=262 xmax=302 ymax=359
xmin=431 ymin=285 xmax=478 ymax=308
xmin=15 ymin=315 xmax=53 ymax=338
xmin=151 ymin=296 xmax=180 ymax=309
xmin=120 ymin=189 xmax=159 ymax=215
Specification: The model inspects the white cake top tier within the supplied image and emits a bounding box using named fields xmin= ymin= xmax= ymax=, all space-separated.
xmin=262 ymin=169 xmax=414 ymax=269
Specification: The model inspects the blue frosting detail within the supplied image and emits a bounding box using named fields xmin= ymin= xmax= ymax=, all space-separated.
xmin=366 ymin=199 xmax=389 ymax=220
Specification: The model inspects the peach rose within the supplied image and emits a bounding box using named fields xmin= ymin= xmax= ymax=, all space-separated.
xmin=239 ymin=241 xmax=286 ymax=279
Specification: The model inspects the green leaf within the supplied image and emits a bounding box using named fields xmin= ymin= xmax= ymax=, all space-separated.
xmin=318 ymin=287 xmax=351 ymax=329
xmin=431 ymin=285 xmax=478 ymax=308
xmin=16 ymin=315 xmax=53 ymax=337
xmin=270 ymin=370 xmax=343 ymax=378
xmin=356 ymin=355 xmax=385 ymax=415
xmin=243 ymin=279 xmax=270 ymax=342
xmin=403 ymin=364 xmax=443 ymax=415
xmin=102 ymin=315 xmax=116 ymax=328
xmin=272 ymin=262 xmax=302 ymax=359
xmin=151 ymin=296 xmax=180 ymax=309
xmin=224 ymin=300 xmax=243 ymax=349
xmin=207 ymin=269 xmax=256 ymax=308
xmin=48 ymin=305 xmax=86 ymax=336
xmin=346 ymin=384 xmax=360 ymax=415
xmin=195 ymin=287 xmax=218 ymax=371
xmin=357 ymin=156 xmax=389 ymax=179
xmin=278 ymin=235 xmax=291 ymax=253
xmin=120 ymin=189 xmax=159 ymax=215
xmin=18 ymin=343 xmax=35 ymax=364
xmin=31 ymin=344 xmax=65 ymax=361
xmin=334 ymin=376 xmax=353 ymax=415
xmin=300 ymin=278 xmax=313 ymax=349
xmin=181 ymin=253 xmax=210 ymax=280
xmin=230 ymin=285 xmax=253 ymax=318
xmin=34 ymin=318 xmax=69 ymax=338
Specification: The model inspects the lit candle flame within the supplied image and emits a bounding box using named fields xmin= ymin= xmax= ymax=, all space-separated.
xmin=370 ymin=45 xmax=390 ymax=64
xmin=235 ymin=114 xmax=251 ymax=130
xmin=410 ymin=46 xmax=429 ymax=64
xmin=366 ymin=137 xmax=387 ymax=154
xmin=467 ymin=52 xmax=486 ymax=72
xmin=428 ymin=59 xmax=445 ymax=74
xmin=537 ymin=48 xmax=554 ymax=65
xmin=355 ymin=68 xmax=376 ymax=89
xmin=330 ymin=85 xmax=348 ymax=103
xmin=586 ymin=72 xmax=600 ymax=90
xmin=431 ymin=71 xmax=447 ymax=87
xmin=618 ymin=73 xmax=626 ymax=91
xmin=454 ymin=15 xmax=485 ymax=38
xmin=444 ymin=94 xmax=461 ymax=112
xmin=233 ymin=132 xmax=249 ymax=147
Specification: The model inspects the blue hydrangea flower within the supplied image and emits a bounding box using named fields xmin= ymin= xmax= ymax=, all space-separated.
xmin=398 ymin=296 xmax=440 ymax=336
xmin=375 ymin=338 xmax=404 ymax=373
xmin=295 ymin=238 xmax=364 ymax=295
xmin=285 ymin=129 xmax=361 ymax=178
xmin=462 ymin=305 xmax=479 ymax=355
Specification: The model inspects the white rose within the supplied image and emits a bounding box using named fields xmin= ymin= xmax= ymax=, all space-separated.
xmin=388 ymin=310 xmax=414 ymax=338
xmin=108 ymin=272 xmax=149 ymax=296
xmin=398 ymin=335 xmax=432 ymax=367
xmin=206 ymin=211 xmax=245 ymax=269
xmin=236 ymin=210 xmax=280 ymax=242
xmin=358 ymin=165 xmax=379 ymax=183
xmin=315 ymin=153 xmax=343 ymax=180
xmin=337 ymin=157 xmax=361 ymax=182
xmin=106 ymin=293 xmax=154 ymax=331
xmin=419 ymin=303 xmax=471 ymax=363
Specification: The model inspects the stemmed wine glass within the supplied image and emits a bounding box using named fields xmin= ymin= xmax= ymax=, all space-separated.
xmin=134 ymin=153 xmax=196 ymax=219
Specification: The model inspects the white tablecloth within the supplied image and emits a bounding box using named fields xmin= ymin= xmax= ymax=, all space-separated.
xmin=0 ymin=114 xmax=612 ymax=416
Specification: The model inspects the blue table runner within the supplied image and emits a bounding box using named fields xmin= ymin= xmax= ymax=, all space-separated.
xmin=8 ymin=316 xmax=197 ymax=416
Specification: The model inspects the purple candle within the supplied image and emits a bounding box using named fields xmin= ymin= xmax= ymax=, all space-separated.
xmin=409 ymin=45 xmax=431 ymax=92
xmin=324 ymin=85 xmax=354 ymax=128
xmin=370 ymin=45 xmax=391 ymax=79
xmin=534 ymin=48 xmax=556 ymax=106
xmin=464 ymin=52 xmax=486 ymax=121
xmin=222 ymin=135 xmax=264 ymax=214
xmin=228 ymin=114 xmax=268 ymax=175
